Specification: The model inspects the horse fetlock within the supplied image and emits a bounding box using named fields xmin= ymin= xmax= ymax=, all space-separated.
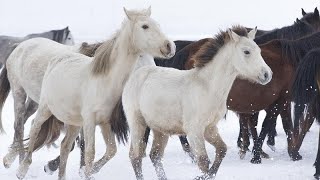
xmin=198 ymin=155 xmax=210 ymax=173
xmin=238 ymin=150 xmax=246 ymax=160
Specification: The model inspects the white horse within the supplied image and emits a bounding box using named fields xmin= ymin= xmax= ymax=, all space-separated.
xmin=2 ymin=38 xmax=82 ymax=168
xmin=16 ymin=7 xmax=175 ymax=180
xmin=122 ymin=26 xmax=273 ymax=180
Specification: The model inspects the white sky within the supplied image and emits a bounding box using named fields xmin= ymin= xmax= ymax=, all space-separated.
xmin=0 ymin=0 xmax=319 ymax=41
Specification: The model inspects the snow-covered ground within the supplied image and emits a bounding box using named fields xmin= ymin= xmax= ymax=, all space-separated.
xmin=1 ymin=0 xmax=320 ymax=179
xmin=0 ymin=95 xmax=318 ymax=180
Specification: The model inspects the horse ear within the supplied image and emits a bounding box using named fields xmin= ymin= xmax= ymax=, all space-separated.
xmin=315 ymin=7 xmax=319 ymax=17
xmin=123 ymin=7 xmax=133 ymax=21
xmin=296 ymin=18 xmax=301 ymax=23
xmin=248 ymin=26 xmax=257 ymax=40
xmin=65 ymin=26 xmax=69 ymax=30
xmin=228 ymin=29 xmax=240 ymax=42
xmin=144 ymin=6 xmax=151 ymax=17
xmin=302 ymin=8 xmax=307 ymax=16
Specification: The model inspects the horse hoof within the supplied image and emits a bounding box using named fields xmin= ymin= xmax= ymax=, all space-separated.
xmin=267 ymin=144 xmax=276 ymax=152
xmin=3 ymin=153 xmax=17 ymax=169
xmin=44 ymin=164 xmax=54 ymax=175
xmin=238 ymin=151 xmax=246 ymax=159
xmin=194 ymin=174 xmax=215 ymax=180
xmin=250 ymin=157 xmax=262 ymax=164
xmin=291 ymin=153 xmax=302 ymax=161
xmin=16 ymin=166 xmax=28 ymax=180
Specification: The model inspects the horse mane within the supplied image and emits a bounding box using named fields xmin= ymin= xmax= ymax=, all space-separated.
xmin=79 ymin=42 xmax=103 ymax=57
xmin=191 ymin=25 xmax=248 ymax=68
xmin=91 ymin=31 xmax=120 ymax=75
xmin=278 ymin=31 xmax=320 ymax=67
xmin=254 ymin=20 xmax=314 ymax=44
xmin=154 ymin=39 xmax=208 ymax=70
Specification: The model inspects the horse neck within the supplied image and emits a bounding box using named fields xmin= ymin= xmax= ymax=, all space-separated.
xmin=24 ymin=31 xmax=52 ymax=40
xmin=100 ymin=29 xmax=140 ymax=87
xmin=254 ymin=29 xmax=279 ymax=45
xmin=195 ymin=44 xmax=237 ymax=100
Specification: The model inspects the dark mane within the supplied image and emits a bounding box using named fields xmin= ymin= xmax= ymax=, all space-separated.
xmin=192 ymin=25 xmax=248 ymax=68
xmin=278 ymin=31 xmax=320 ymax=67
xmin=79 ymin=42 xmax=103 ymax=57
xmin=154 ymin=39 xmax=209 ymax=70
xmin=254 ymin=20 xmax=315 ymax=45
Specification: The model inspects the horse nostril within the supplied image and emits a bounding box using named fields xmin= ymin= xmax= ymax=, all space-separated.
xmin=264 ymin=72 xmax=268 ymax=80
xmin=166 ymin=42 xmax=171 ymax=52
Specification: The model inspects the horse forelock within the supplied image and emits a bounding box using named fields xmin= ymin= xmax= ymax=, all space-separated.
xmin=192 ymin=25 xmax=248 ymax=68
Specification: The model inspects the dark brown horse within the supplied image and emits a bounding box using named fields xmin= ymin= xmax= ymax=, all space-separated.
xmin=292 ymin=47 xmax=320 ymax=179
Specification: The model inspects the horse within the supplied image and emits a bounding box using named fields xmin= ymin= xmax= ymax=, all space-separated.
xmin=122 ymin=26 xmax=272 ymax=180
xmin=14 ymin=7 xmax=175 ymax=180
xmin=292 ymin=48 xmax=320 ymax=179
xmin=153 ymin=16 xmax=318 ymax=165
xmin=0 ymin=26 xmax=74 ymax=69
xmin=0 ymin=39 xmax=87 ymax=168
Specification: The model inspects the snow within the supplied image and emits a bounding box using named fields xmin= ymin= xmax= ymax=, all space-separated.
xmin=0 ymin=0 xmax=320 ymax=179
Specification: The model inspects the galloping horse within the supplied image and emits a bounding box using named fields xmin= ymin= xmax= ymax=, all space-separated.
xmin=123 ymin=26 xmax=272 ymax=180
xmin=14 ymin=7 xmax=175 ymax=180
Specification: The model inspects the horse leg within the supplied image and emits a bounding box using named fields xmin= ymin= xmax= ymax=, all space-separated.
xmin=251 ymin=106 xmax=278 ymax=164
xmin=24 ymin=97 xmax=38 ymax=121
xmin=44 ymin=140 xmax=76 ymax=175
xmin=314 ymin=126 xmax=320 ymax=179
xmin=81 ymin=114 xmax=96 ymax=179
xmin=141 ymin=127 xmax=151 ymax=157
xmin=79 ymin=128 xmax=85 ymax=169
xmin=247 ymin=112 xmax=271 ymax=159
xmin=92 ymin=123 xmax=117 ymax=174
xmin=266 ymin=118 xmax=277 ymax=151
xmin=237 ymin=118 xmax=243 ymax=149
xmin=294 ymin=110 xmax=315 ymax=154
xmin=178 ymin=135 xmax=195 ymax=161
xmin=58 ymin=125 xmax=80 ymax=180
xmin=187 ymin=130 xmax=209 ymax=176
xmin=149 ymin=130 xmax=169 ymax=180
xmin=280 ymin=104 xmax=301 ymax=161
xmin=129 ymin=117 xmax=147 ymax=180
xmin=238 ymin=113 xmax=250 ymax=159
xmin=203 ymin=125 xmax=227 ymax=179
xmin=16 ymin=104 xmax=52 ymax=179
xmin=3 ymin=87 xmax=27 ymax=168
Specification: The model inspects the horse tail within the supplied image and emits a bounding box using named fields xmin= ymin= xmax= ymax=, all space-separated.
xmin=292 ymin=49 xmax=320 ymax=127
xmin=0 ymin=67 xmax=10 ymax=134
xmin=78 ymin=42 xmax=103 ymax=57
xmin=32 ymin=116 xmax=64 ymax=151
xmin=110 ymin=97 xmax=129 ymax=144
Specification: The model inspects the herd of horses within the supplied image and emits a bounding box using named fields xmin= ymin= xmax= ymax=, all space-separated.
xmin=0 ymin=6 xmax=320 ymax=180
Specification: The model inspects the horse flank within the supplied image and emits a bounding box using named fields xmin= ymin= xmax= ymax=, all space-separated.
xmin=191 ymin=25 xmax=248 ymax=67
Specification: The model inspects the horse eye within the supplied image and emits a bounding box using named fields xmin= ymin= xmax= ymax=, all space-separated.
xmin=244 ymin=50 xmax=250 ymax=55
xmin=142 ymin=25 xmax=149 ymax=29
